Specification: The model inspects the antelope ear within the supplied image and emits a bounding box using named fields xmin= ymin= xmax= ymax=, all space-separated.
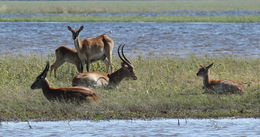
xmin=67 ymin=26 xmax=72 ymax=31
xmin=206 ymin=63 xmax=214 ymax=69
xmin=79 ymin=26 xmax=84 ymax=31
xmin=121 ymin=62 xmax=128 ymax=68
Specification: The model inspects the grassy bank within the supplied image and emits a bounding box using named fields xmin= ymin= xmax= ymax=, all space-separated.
xmin=1 ymin=15 xmax=260 ymax=22
xmin=0 ymin=0 xmax=260 ymax=14
xmin=1 ymin=0 xmax=260 ymax=22
xmin=0 ymin=55 xmax=259 ymax=121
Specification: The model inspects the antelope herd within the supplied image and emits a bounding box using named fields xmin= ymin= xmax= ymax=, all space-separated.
xmin=72 ymin=44 xmax=137 ymax=89
xmin=67 ymin=26 xmax=114 ymax=73
xmin=31 ymin=25 xmax=245 ymax=103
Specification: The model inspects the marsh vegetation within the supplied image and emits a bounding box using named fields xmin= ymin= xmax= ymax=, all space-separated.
xmin=0 ymin=0 xmax=260 ymax=22
xmin=0 ymin=55 xmax=259 ymax=121
xmin=0 ymin=0 xmax=259 ymax=122
xmin=1 ymin=0 xmax=260 ymax=14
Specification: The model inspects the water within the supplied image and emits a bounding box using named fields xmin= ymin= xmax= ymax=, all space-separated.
xmin=0 ymin=118 xmax=259 ymax=137
xmin=1 ymin=10 xmax=260 ymax=17
xmin=0 ymin=22 xmax=259 ymax=57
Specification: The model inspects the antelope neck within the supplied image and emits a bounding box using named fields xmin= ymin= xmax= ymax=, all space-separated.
xmin=74 ymin=36 xmax=83 ymax=50
xmin=108 ymin=68 xmax=126 ymax=86
xmin=202 ymin=74 xmax=210 ymax=87
xmin=41 ymin=79 xmax=52 ymax=93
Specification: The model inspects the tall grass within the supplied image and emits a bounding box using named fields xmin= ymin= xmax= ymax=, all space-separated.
xmin=0 ymin=54 xmax=259 ymax=121
xmin=0 ymin=0 xmax=260 ymax=14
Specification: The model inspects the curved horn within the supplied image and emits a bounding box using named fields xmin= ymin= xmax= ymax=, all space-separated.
xmin=117 ymin=44 xmax=131 ymax=66
xmin=117 ymin=44 xmax=124 ymax=62
xmin=40 ymin=61 xmax=50 ymax=78
xmin=206 ymin=63 xmax=214 ymax=69
xmin=121 ymin=44 xmax=131 ymax=65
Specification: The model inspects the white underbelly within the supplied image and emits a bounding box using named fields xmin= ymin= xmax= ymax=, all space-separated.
xmin=93 ymin=78 xmax=108 ymax=88
xmin=82 ymin=73 xmax=108 ymax=88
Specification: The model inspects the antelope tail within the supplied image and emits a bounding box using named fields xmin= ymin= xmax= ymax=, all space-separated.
xmin=102 ymin=31 xmax=113 ymax=35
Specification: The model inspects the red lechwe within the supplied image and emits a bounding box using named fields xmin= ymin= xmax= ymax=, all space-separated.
xmin=72 ymin=44 xmax=137 ymax=89
xmin=50 ymin=46 xmax=82 ymax=77
xmin=196 ymin=63 xmax=244 ymax=94
xmin=68 ymin=26 xmax=114 ymax=73
xmin=31 ymin=62 xmax=98 ymax=102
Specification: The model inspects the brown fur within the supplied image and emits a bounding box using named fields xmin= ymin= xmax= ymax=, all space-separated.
xmin=68 ymin=26 xmax=114 ymax=73
xmin=72 ymin=44 xmax=137 ymax=89
xmin=31 ymin=62 xmax=98 ymax=103
xmin=50 ymin=46 xmax=82 ymax=77
xmin=197 ymin=63 xmax=244 ymax=94
xmin=72 ymin=63 xmax=137 ymax=88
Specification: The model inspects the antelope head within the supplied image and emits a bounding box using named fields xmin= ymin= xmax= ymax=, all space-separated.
xmin=31 ymin=62 xmax=49 ymax=89
xmin=196 ymin=63 xmax=214 ymax=77
xmin=67 ymin=26 xmax=84 ymax=40
xmin=110 ymin=44 xmax=137 ymax=81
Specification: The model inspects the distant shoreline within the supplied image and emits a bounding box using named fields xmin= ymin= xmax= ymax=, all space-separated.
xmin=1 ymin=0 xmax=260 ymax=22
xmin=1 ymin=0 xmax=260 ymax=14
xmin=1 ymin=15 xmax=260 ymax=22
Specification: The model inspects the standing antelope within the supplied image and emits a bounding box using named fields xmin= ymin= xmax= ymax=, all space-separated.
xmin=67 ymin=26 xmax=114 ymax=73
xmin=196 ymin=63 xmax=244 ymax=94
xmin=31 ymin=62 xmax=98 ymax=102
xmin=50 ymin=46 xmax=82 ymax=77
xmin=72 ymin=44 xmax=137 ymax=89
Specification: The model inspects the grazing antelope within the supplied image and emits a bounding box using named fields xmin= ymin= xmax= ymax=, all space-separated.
xmin=72 ymin=44 xmax=137 ymax=89
xmin=196 ymin=63 xmax=244 ymax=94
xmin=67 ymin=26 xmax=114 ymax=73
xmin=31 ymin=62 xmax=98 ymax=102
xmin=50 ymin=46 xmax=82 ymax=77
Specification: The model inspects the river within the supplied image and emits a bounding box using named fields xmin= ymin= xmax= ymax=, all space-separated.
xmin=0 ymin=118 xmax=259 ymax=137
xmin=0 ymin=22 xmax=259 ymax=57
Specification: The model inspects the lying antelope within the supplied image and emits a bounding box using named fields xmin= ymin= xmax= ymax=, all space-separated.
xmin=72 ymin=44 xmax=137 ymax=89
xmin=31 ymin=62 xmax=98 ymax=102
xmin=196 ymin=63 xmax=244 ymax=94
xmin=50 ymin=46 xmax=82 ymax=77
xmin=68 ymin=26 xmax=114 ymax=73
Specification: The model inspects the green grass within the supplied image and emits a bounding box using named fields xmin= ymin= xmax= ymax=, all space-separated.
xmin=0 ymin=0 xmax=260 ymax=14
xmin=1 ymin=15 xmax=260 ymax=22
xmin=0 ymin=54 xmax=260 ymax=121
xmin=1 ymin=0 xmax=260 ymax=22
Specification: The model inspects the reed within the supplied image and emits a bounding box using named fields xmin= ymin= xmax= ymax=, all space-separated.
xmin=0 ymin=54 xmax=259 ymax=121
xmin=0 ymin=0 xmax=260 ymax=14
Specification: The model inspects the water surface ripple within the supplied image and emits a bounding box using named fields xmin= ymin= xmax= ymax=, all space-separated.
xmin=0 ymin=119 xmax=259 ymax=137
xmin=1 ymin=10 xmax=260 ymax=17
xmin=0 ymin=22 xmax=259 ymax=57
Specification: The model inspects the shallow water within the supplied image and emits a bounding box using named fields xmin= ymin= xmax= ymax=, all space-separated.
xmin=1 ymin=10 xmax=260 ymax=17
xmin=0 ymin=22 xmax=259 ymax=57
xmin=0 ymin=118 xmax=259 ymax=137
